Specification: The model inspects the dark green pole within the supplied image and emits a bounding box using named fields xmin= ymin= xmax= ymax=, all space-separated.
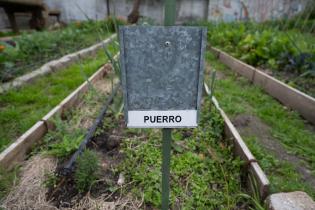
xmin=161 ymin=128 xmax=172 ymax=210
xmin=162 ymin=1 xmax=175 ymax=210
xmin=164 ymin=0 xmax=176 ymax=26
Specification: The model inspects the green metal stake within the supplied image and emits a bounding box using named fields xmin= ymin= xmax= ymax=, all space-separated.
xmin=162 ymin=1 xmax=176 ymax=209
xmin=161 ymin=128 xmax=172 ymax=210
xmin=164 ymin=0 xmax=176 ymax=26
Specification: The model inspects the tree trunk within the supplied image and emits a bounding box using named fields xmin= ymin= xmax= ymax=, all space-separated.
xmin=127 ymin=0 xmax=141 ymax=24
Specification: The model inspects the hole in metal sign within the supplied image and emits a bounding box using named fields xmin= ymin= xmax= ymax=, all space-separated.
xmin=165 ymin=41 xmax=171 ymax=47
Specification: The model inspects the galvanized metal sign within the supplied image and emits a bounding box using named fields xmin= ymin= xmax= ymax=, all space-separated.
xmin=119 ymin=26 xmax=207 ymax=128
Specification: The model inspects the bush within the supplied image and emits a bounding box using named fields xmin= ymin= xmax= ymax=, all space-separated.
xmin=195 ymin=21 xmax=315 ymax=77
xmin=74 ymin=149 xmax=100 ymax=193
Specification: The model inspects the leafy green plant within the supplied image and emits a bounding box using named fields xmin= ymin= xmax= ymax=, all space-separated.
xmin=0 ymin=18 xmax=125 ymax=82
xmin=237 ymin=176 xmax=266 ymax=210
xmin=43 ymin=118 xmax=85 ymax=158
xmin=118 ymin=98 xmax=247 ymax=208
xmin=278 ymin=52 xmax=315 ymax=76
xmin=74 ymin=149 xmax=100 ymax=193
xmin=0 ymin=166 xmax=19 ymax=200
xmin=43 ymin=172 xmax=59 ymax=189
xmin=191 ymin=21 xmax=315 ymax=79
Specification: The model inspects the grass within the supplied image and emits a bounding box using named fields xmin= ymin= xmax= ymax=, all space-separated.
xmin=0 ymin=31 xmax=17 ymax=38
xmin=118 ymin=98 xmax=258 ymax=209
xmin=188 ymin=21 xmax=315 ymax=97
xmin=38 ymin=87 xmax=261 ymax=208
xmin=0 ymin=166 xmax=20 ymax=200
xmin=205 ymin=51 xmax=315 ymax=198
xmin=245 ymin=136 xmax=315 ymax=199
xmin=0 ymin=68 xmax=114 ymax=201
xmin=0 ymin=18 xmax=125 ymax=82
xmin=0 ymin=44 xmax=117 ymax=152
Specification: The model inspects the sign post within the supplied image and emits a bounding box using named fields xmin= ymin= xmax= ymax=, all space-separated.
xmin=162 ymin=1 xmax=176 ymax=209
xmin=161 ymin=127 xmax=172 ymax=209
xmin=119 ymin=7 xmax=206 ymax=209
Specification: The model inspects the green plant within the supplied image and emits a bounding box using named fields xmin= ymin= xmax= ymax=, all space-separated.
xmin=206 ymin=51 xmax=315 ymax=199
xmin=0 ymin=45 xmax=117 ymax=152
xmin=118 ymin=98 xmax=247 ymax=208
xmin=43 ymin=117 xmax=85 ymax=158
xmin=237 ymin=176 xmax=266 ymax=210
xmin=0 ymin=166 xmax=19 ymax=200
xmin=0 ymin=18 xmax=123 ymax=82
xmin=74 ymin=149 xmax=100 ymax=193
xmin=191 ymin=21 xmax=315 ymax=79
xmin=43 ymin=172 xmax=59 ymax=189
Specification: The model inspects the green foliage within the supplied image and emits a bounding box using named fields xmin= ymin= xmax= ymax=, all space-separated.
xmin=43 ymin=172 xmax=59 ymax=189
xmin=206 ymin=51 xmax=315 ymax=199
xmin=191 ymin=21 xmax=315 ymax=79
xmin=0 ymin=44 xmax=117 ymax=152
xmin=43 ymin=118 xmax=84 ymax=158
xmin=236 ymin=31 xmax=295 ymax=68
xmin=0 ymin=18 xmax=123 ymax=82
xmin=118 ymin=98 xmax=247 ymax=208
xmin=74 ymin=149 xmax=100 ymax=193
xmin=0 ymin=167 xmax=19 ymax=200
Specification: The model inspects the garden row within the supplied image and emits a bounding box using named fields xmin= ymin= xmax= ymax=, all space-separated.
xmin=0 ymin=18 xmax=126 ymax=82
xmin=0 ymin=59 xmax=269 ymax=209
xmin=205 ymin=51 xmax=315 ymax=200
xmin=2 ymin=41 xmax=315 ymax=209
xmin=0 ymin=39 xmax=117 ymax=152
xmin=189 ymin=21 xmax=315 ymax=97
xmin=2 ymin=47 xmax=315 ymax=208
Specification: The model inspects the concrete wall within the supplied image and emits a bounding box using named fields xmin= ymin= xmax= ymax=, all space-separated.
xmin=0 ymin=8 xmax=9 ymax=29
xmin=207 ymin=0 xmax=306 ymax=22
xmin=0 ymin=0 xmax=310 ymax=30
xmin=46 ymin=0 xmax=308 ymax=23
xmin=44 ymin=0 xmax=108 ymax=21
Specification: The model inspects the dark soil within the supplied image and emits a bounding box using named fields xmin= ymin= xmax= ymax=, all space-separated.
xmin=232 ymin=114 xmax=315 ymax=190
xmin=258 ymin=67 xmax=315 ymax=98
xmin=47 ymin=113 xmax=127 ymax=209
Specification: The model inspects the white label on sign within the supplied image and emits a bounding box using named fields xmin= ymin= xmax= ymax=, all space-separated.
xmin=127 ymin=110 xmax=197 ymax=128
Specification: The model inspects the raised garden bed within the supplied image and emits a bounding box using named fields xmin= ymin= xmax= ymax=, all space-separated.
xmin=0 ymin=18 xmax=125 ymax=82
xmin=188 ymin=21 xmax=315 ymax=98
xmin=0 ymin=34 xmax=116 ymax=93
xmin=205 ymin=51 xmax=315 ymax=199
xmin=0 ymin=51 xmax=269 ymax=209
xmin=1 ymin=82 xmax=268 ymax=209
xmin=209 ymin=47 xmax=315 ymax=125
xmin=0 ymin=42 xmax=118 ymax=152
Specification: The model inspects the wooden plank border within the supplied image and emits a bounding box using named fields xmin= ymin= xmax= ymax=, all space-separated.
xmin=210 ymin=47 xmax=315 ymax=125
xmin=0 ymin=63 xmax=113 ymax=170
xmin=206 ymin=85 xmax=270 ymax=200
xmin=0 ymin=34 xmax=117 ymax=93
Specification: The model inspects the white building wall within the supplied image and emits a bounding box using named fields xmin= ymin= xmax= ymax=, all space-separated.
xmin=0 ymin=0 xmax=309 ymax=30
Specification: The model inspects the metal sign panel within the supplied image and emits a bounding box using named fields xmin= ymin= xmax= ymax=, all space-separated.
xmin=119 ymin=26 xmax=207 ymax=128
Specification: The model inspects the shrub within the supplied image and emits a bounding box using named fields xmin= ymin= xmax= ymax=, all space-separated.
xmin=74 ymin=149 xmax=100 ymax=193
